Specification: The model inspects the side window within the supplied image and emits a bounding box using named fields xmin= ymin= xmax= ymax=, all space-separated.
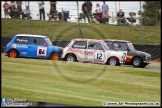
xmin=30 ymin=37 xmax=45 ymax=45
xmin=14 ymin=36 xmax=29 ymax=44
xmin=72 ymin=41 xmax=87 ymax=49
xmin=88 ymin=42 xmax=103 ymax=50
xmin=112 ymin=42 xmax=128 ymax=51
xmin=105 ymin=41 xmax=112 ymax=49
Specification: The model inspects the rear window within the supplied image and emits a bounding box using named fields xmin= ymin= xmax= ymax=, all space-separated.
xmin=72 ymin=41 xmax=87 ymax=49
xmin=14 ymin=36 xmax=29 ymax=44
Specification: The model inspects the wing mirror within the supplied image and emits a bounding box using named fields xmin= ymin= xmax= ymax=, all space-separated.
xmin=44 ymin=43 xmax=47 ymax=47
xmin=102 ymin=48 xmax=105 ymax=52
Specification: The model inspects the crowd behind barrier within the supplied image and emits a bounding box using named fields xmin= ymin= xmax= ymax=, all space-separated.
xmin=1 ymin=37 xmax=161 ymax=61
xmin=4 ymin=1 xmax=160 ymax=25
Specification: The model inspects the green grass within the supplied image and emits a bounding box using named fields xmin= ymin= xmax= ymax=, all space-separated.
xmin=1 ymin=54 xmax=161 ymax=106
xmin=1 ymin=18 xmax=161 ymax=44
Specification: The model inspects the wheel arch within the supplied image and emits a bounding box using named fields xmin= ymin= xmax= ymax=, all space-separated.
xmin=48 ymin=51 xmax=60 ymax=58
xmin=8 ymin=48 xmax=20 ymax=57
xmin=64 ymin=53 xmax=78 ymax=61
xmin=106 ymin=56 xmax=120 ymax=64
xmin=131 ymin=56 xmax=143 ymax=64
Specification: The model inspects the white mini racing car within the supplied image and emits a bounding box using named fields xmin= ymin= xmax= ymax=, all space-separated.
xmin=61 ymin=38 xmax=127 ymax=66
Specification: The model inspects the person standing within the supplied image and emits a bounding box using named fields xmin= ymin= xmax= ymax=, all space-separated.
xmin=3 ymin=1 xmax=10 ymax=18
xmin=50 ymin=1 xmax=57 ymax=10
xmin=16 ymin=1 xmax=22 ymax=13
xmin=81 ymin=1 xmax=87 ymax=23
xmin=102 ymin=1 xmax=109 ymax=18
xmin=85 ymin=0 xmax=93 ymax=23
xmin=38 ymin=1 xmax=45 ymax=20
xmin=95 ymin=3 xmax=101 ymax=14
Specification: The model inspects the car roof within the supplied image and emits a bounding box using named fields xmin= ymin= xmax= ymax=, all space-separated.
xmin=15 ymin=34 xmax=47 ymax=38
xmin=72 ymin=38 xmax=104 ymax=42
xmin=104 ymin=39 xmax=130 ymax=43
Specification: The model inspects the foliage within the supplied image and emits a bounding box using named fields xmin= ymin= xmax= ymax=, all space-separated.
xmin=138 ymin=1 xmax=161 ymax=26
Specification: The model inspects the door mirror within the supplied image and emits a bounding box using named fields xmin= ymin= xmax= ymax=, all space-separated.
xmin=102 ymin=48 xmax=105 ymax=52
xmin=44 ymin=43 xmax=46 ymax=47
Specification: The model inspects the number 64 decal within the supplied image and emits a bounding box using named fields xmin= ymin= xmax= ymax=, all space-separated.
xmin=94 ymin=52 xmax=104 ymax=61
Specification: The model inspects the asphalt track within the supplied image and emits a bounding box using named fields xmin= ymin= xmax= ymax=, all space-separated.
xmin=121 ymin=64 xmax=161 ymax=71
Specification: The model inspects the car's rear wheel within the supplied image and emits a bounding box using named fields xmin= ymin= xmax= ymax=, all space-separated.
xmin=8 ymin=50 xmax=18 ymax=58
xmin=65 ymin=54 xmax=76 ymax=62
xmin=108 ymin=57 xmax=119 ymax=66
xmin=132 ymin=57 xmax=142 ymax=67
xmin=50 ymin=52 xmax=60 ymax=60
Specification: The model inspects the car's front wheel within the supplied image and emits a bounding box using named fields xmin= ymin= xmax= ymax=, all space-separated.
xmin=50 ymin=52 xmax=60 ymax=60
xmin=8 ymin=50 xmax=18 ymax=58
xmin=132 ymin=57 xmax=142 ymax=68
xmin=65 ymin=54 xmax=76 ymax=62
xmin=108 ymin=57 xmax=119 ymax=66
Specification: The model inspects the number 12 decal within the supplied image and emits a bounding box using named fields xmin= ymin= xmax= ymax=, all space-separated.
xmin=37 ymin=46 xmax=47 ymax=57
xmin=94 ymin=52 xmax=104 ymax=61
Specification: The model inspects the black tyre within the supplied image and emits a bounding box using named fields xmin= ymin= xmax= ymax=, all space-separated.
xmin=50 ymin=52 xmax=60 ymax=60
xmin=108 ymin=57 xmax=119 ymax=66
xmin=8 ymin=50 xmax=18 ymax=58
xmin=65 ymin=54 xmax=76 ymax=62
xmin=132 ymin=57 xmax=142 ymax=68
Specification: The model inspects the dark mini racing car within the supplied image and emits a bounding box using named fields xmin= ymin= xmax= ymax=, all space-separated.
xmin=104 ymin=39 xmax=151 ymax=68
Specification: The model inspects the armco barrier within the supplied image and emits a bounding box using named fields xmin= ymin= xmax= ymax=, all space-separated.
xmin=1 ymin=37 xmax=161 ymax=61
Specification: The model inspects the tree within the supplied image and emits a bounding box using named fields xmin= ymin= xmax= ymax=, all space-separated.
xmin=138 ymin=1 xmax=161 ymax=26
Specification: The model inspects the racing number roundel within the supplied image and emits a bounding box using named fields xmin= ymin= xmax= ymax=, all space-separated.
xmin=94 ymin=52 xmax=104 ymax=61
xmin=37 ymin=46 xmax=47 ymax=56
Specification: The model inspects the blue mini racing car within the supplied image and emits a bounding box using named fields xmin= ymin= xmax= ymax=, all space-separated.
xmin=5 ymin=34 xmax=63 ymax=60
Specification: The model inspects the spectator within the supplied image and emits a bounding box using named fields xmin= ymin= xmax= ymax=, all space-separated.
xmin=85 ymin=0 xmax=93 ymax=23
xmin=21 ymin=6 xmax=31 ymax=20
xmin=93 ymin=3 xmax=102 ymax=23
xmin=10 ymin=1 xmax=15 ymax=7
xmin=95 ymin=3 xmax=101 ymax=14
xmin=102 ymin=12 xmax=111 ymax=24
xmin=63 ymin=10 xmax=70 ymax=22
xmin=16 ymin=1 xmax=22 ymax=13
xmin=116 ymin=9 xmax=126 ymax=25
xmin=81 ymin=1 xmax=87 ymax=23
xmin=50 ymin=1 xmax=57 ymax=10
xmin=126 ymin=12 xmax=136 ymax=24
xmin=3 ymin=1 xmax=10 ymax=18
xmin=48 ymin=6 xmax=57 ymax=21
xmin=102 ymin=1 xmax=109 ymax=19
xmin=38 ymin=1 xmax=45 ymax=20
xmin=9 ymin=4 xmax=17 ymax=18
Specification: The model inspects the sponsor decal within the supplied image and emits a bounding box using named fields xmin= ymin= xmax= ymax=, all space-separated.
xmin=21 ymin=52 xmax=27 ymax=54
xmin=69 ymin=48 xmax=94 ymax=56
xmin=16 ymin=45 xmax=28 ymax=48
xmin=17 ymin=39 xmax=28 ymax=42
xmin=73 ymin=45 xmax=86 ymax=48
xmin=12 ymin=44 xmax=16 ymax=48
